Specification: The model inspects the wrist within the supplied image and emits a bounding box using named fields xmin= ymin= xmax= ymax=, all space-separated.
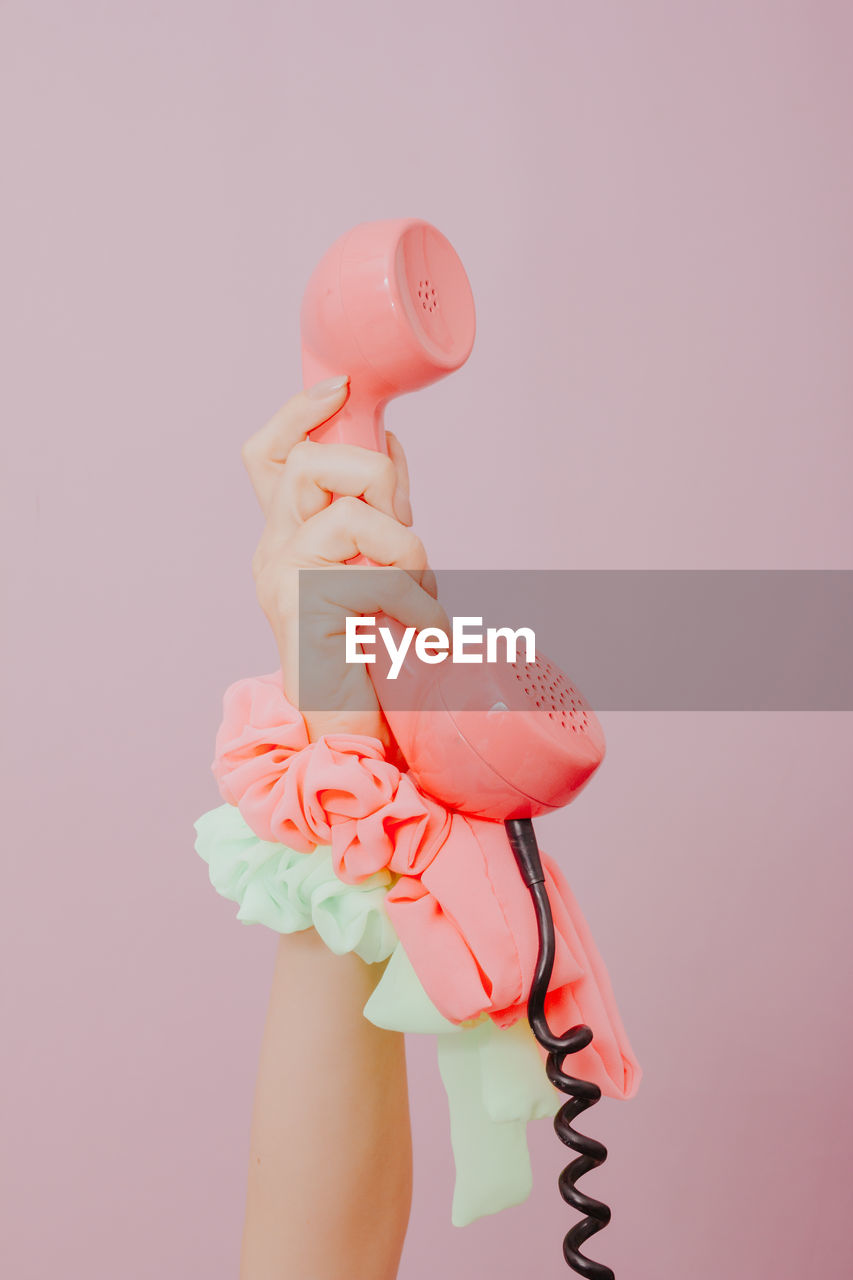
xmin=303 ymin=708 xmax=391 ymax=749
xmin=277 ymin=639 xmax=392 ymax=749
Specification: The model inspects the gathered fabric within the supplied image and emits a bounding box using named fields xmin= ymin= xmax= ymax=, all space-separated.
xmin=194 ymin=802 xmax=555 ymax=1227
xmin=200 ymin=668 xmax=641 ymax=1224
xmin=212 ymin=671 xmax=452 ymax=882
xmin=210 ymin=670 xmax=640 ymax=1093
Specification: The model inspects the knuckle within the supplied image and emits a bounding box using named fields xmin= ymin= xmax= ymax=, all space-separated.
xmin=287 ymin=439 xmax=314 ymax=473
xmin=373 ymin=452 xmax=396 ymax=486
xmin=405 ymin=533 xmax=426 ymax=566
xmin=333 ymin=494 xmax=363 ymax=521
xmin=250 ymin=540 xmax=267 ymax=582
xmin=253 ymin=553 xmax=295 ymax=618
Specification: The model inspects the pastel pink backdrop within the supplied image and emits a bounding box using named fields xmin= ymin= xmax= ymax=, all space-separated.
xmin=2 ymin=2 xmax=851 ymax=1277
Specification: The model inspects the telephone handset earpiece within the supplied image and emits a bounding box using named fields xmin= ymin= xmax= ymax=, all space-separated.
xmin=301 ymin=218 xmax=618 ymax=1278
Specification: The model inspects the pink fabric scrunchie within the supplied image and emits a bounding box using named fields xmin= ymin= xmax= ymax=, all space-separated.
xmin=211 ymin=671 xmax=641 ymax=1101
xmin=211 ymin=671 xmax=451 ymax=884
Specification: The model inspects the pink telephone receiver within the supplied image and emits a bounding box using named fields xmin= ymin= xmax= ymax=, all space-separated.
xmin=300 ymin=217 xmax=606 ymax=822
xmin=300 ymin=219 xmax=621 ymax=1279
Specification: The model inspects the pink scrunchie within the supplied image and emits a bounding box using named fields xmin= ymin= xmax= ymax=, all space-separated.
xmin=211 ymin=671 xmax=451 ymax=884
xmin=212 ymin=671 xmax=640 ymax=1101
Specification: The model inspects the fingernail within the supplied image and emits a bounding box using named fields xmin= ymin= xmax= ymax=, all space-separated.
xmin=395 ymin=488 xmax=413 ymax=525
xmin=306 ymin=375 xmax=349 ymax=399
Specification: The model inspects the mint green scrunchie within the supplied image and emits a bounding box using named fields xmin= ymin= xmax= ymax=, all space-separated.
xmin=194 ymin=803 xmax=561 ymax=1227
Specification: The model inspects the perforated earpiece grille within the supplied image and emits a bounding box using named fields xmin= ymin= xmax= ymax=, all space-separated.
xmin=417 ymin=279 xmax=439 ymax=312
xmin=512 ymin=655 xmax=591 ymax=733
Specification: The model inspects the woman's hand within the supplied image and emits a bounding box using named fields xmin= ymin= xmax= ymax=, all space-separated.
xmin=241 ymin=375 xmax=447 ymax=749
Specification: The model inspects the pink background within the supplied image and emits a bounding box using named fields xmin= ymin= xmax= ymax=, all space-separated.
xmin=2 ymin=2 xmax=852 ymax=1277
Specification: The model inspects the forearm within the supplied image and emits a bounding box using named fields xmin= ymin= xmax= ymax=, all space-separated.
xmin=240 ymin=928 xmax=412 ymax=1280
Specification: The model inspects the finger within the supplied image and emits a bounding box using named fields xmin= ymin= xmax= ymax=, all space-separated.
xmin=398 ymin=563 xmax=437 ymax=599
xmin=291 ymin=496 xmax=429 ymax=571
xmin=241 ymin=377 xmax=350 ymax=512
xmin=415 ymin=565 xmax=438 ymax=599
xmin=304 ymin=564 xmax=449 ymax=635
xmin=385 ymin=430 xmax=413 ymax=525
xmin=294 ymin=499 xmax=438 ymax=601
xmin=268 ymin=441 xmax=400 ymax=531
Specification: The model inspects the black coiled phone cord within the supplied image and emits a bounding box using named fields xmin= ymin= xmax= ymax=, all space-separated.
xmin=505 ymin=818 xmax=615 ymax=1280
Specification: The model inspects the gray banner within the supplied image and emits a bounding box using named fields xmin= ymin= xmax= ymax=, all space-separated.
xmin=297 ymin=569 xmax=853 ymax=711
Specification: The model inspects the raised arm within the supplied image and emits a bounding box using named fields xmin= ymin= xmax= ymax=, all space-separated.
xmin=241 ymin=930 xmax=412 ymax=1280
xmin=236 ymin=378 xmax=442 ymax=1278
